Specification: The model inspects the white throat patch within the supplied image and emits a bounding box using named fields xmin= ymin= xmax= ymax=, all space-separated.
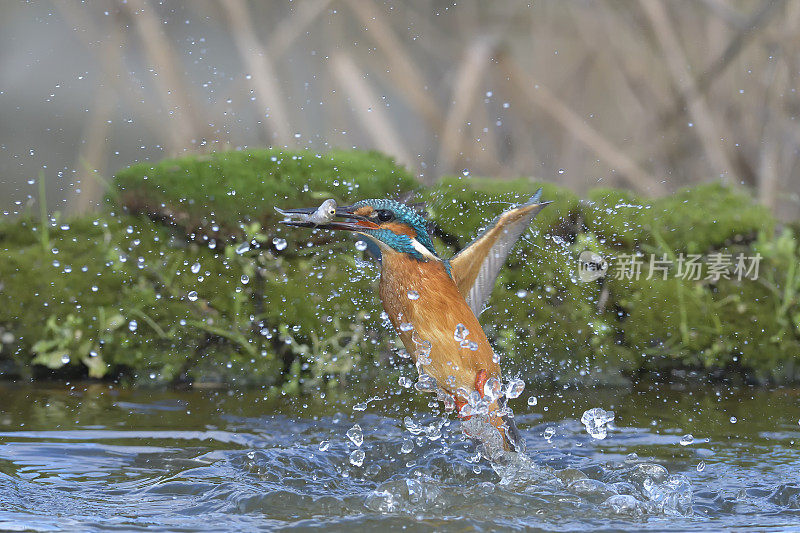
xmin=359 ymin=232 xmax=439 ymax=261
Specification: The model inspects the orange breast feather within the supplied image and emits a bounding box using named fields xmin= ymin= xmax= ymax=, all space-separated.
xmin=378 ymin=251 xmax=500 ymax=394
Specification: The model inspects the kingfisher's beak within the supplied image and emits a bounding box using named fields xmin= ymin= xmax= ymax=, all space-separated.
xmin=277 ymin=205 xmax=380 ymax=231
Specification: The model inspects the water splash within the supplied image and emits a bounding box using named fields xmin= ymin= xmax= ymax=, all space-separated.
xmin=581 ymin=407 xmax=615 ymax=440
xmin=346 ymin=424 xmax=363 ymax=447
xmin=453 ymin=323 xmax=470 ymax=347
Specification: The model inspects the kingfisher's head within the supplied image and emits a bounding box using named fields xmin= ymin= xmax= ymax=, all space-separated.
xmin=280 ymin=198 xmax=439 ymax=261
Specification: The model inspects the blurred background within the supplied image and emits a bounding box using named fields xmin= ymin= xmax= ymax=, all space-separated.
xmin=1 ymin=0 xmax=799 ymax=219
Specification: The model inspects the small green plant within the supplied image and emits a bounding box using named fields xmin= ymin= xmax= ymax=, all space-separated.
xmin=1 ymin=149 xmax=797 ymax=387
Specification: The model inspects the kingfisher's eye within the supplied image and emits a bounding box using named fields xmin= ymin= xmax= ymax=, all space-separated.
xmin=376 ymin=210 xmax=394 ymax=222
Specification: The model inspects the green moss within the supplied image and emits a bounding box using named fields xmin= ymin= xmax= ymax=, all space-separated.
xmin=113 ymin=148 xmax=418 ymax=242
xmin=0 ymin=149 xmax=796 ymax=387
xmin=425 ymin=176 xmax=581 ymax=254
xmin=646 ymin=182 xmax=772 ymax=254
xmin=425 ymin=177 xmax=630 ymax=384
xmin=422 ymin=176 xmax=795 ymax=385
xmin=582 ymin=188 xmax=648 ymax=248
xmin=1 ymin=149 xmax=414 ymax=386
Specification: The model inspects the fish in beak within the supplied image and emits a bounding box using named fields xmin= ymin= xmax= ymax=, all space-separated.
xmin=276 ymin=200 xmax=380 ymax=232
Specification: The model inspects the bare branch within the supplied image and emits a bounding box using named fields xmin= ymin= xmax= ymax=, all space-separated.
xmin=330 ymin=53 xmax=415 ymax=170
xmin=121 ymin=0 xmax=201 ymax=152
xmin=499 ymin=52 xmax=666 ymax=195
xmin=640 ymin=0 xmax=738 ymax=182
xmin=437 ymin=37 xmax=498 ymax=174
xmin=267 ymin=0 xmax=333 ymax=60
xmin=220 ymin=0 xmax=292 ymax=145
xmin=343 ymin=0 xmax=443 ymax=133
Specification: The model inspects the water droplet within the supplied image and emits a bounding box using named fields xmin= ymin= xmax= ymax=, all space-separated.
xmin=398 ymin=376 xmax=412 ymax=388
xmin=240 ymin=274 xmax=249 ymax=284
xmin=318 ymin=440 xmax=330 ymax=451
xmin=355 ymin=240 xmax=368 ymax=251
xmin=399 ymin=322 xmax=414 ymax=332
xmin=442 ymin=395 xmax=455 ymax=412
xmin=404 ymin=416 xmax=422 ymax=435
xmin=425 ymin=425 xmax=442 ymax=441
xmin=272 ymin=238 xmax=287 ymax=251
xmin=400 ymin=439 xmax=414 ymax=453
xmin=406 ymin=290 xmax=420 ymax=301
xmin=346 ymin=424 xmax=363 ymax=447
xmin=543 ymin=426 xmax=555 ymax=440
xmin=413 ymin=333 xmax=432 ymax=365
xmin=414 ymin=373 xmax=438 ymax=393
xmin=557 ymin=168 xmax=565 ymax=175
xmin=729 ymin=416 xmax=738 ymax=424
xmin=187 ymin=291 xmax=198 ymax=302
xmin=527 ymin=396 xmax=538 ymax=406
xmin=128 ymin=320 xmax=138 ymax=332
xmin=697 ymin=461 xmax=705 ymax=472
xmin=480 ymin=377 xmax=501 ymax=401
xmin=581 ymin=407 xmax=615 ymax=440
xmin=60 ymin=354 xmax=71 ymax=365
xmin=235 ymin=242 xmax=251 ymax=254
xmin=349 ymin=448 xmax=365 ymax=466
xmin=453 ymin=323 xmax=469 ymax=346
xmin=505 ymin=378 xmax=525 ymax=399
xmin=679 ymin=434 xmax=694 ymax=446
xmin=353 ymin=402 xmax=368 ymax=412
xmin=191 ymin=262 xmax=201 ymax=274
xmin=461 ymin=169 xmax=470 ymax=177
xmin=515 ymin=289 xmax=527 ymax=298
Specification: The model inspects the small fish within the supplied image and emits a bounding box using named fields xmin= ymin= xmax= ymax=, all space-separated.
xmin=275 ymin=198 xmax=337 ymax=226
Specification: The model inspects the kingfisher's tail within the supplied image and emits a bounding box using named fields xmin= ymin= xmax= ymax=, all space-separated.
xmin=495 ymin=396 xmax=524 ymax=452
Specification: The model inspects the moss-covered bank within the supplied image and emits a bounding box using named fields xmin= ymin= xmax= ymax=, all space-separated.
xmin=1 ymin=148 xmax=798 ymax=388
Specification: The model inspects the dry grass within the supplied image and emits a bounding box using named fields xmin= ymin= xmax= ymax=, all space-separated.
xmin=40 ymin=0 xmax=800 ymax=218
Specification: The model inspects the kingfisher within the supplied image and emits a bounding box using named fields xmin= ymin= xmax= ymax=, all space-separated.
xmin=279 ymin=190 xmax=549 ymax=453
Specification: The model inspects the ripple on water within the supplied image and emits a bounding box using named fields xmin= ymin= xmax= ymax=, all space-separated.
xmin=0 ymin=387 xmax=799 ymax=531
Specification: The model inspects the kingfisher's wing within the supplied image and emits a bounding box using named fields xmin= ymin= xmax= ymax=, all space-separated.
xmin=450 ymin=190 xmax=550 ymax=316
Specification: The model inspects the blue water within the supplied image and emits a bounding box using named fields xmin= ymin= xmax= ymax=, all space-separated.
xmin=0 ymin=383 xmax=798 ymax=531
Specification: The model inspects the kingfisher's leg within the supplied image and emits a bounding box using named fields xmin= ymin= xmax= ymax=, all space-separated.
xmin=454 ymin=396 xmax=471 ymax=420
xmin=474 ymin=369 xmax=488 ymax=397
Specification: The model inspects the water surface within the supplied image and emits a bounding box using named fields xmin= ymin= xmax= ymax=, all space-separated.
xmin=0 ymin=382 xmax=798 ymax=531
